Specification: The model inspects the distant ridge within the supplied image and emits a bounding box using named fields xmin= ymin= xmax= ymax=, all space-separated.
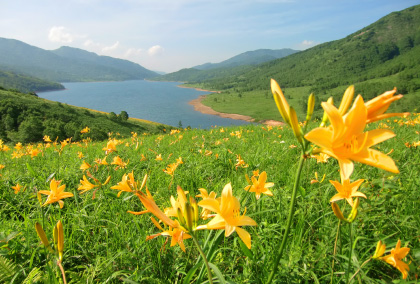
xmin=193 ymin=48 xmax=299 ymax=70
xmin=154 ymin=48 xmax=298 ymax=83
xmin=0 ymin=38 xmax=159 ymax=82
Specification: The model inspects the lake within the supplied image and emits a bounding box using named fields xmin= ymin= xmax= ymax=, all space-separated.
xmin=37 ymin=80 xmax=248 ymax=129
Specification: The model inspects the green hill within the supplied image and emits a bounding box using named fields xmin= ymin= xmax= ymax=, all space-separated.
xmin=193 ymin=48 xmax=299 ymax=70
xmin=0 ymin=70 xmax=64 ymax=92
xmin=153 ymin=49 xmax=298 ymax=83
xmin=187 ymin=5 xmax=420 ymax=121
xmin=0 ymin=88 xmax=170 ymax=143
xmin=0 ymin=38 xmax=159 ymax=82
xmin=202 ymin=5 xmax=420 ymax=93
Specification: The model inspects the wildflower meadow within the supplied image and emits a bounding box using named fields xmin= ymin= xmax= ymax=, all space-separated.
xmin=1 ymin=81 xmax=419 ymax=283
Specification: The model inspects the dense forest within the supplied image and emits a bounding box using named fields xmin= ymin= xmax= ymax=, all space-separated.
xmin=0 ymin=88 xmax=169 ymax=143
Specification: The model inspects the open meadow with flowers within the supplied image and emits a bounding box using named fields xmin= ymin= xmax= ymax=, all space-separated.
xmin=1 ymin=82 xmax=420 ymax=283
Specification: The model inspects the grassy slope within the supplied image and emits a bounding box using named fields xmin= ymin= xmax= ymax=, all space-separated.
xmin=0 ymin=115 xmax=419 ymax=283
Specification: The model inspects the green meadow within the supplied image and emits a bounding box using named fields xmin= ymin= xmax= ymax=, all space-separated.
xmin=1 ymin=107 xmax=420 ymax=283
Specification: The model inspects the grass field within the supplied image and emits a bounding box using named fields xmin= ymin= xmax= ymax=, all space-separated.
xmin=1 ymin=103 xmax=420 ymax=283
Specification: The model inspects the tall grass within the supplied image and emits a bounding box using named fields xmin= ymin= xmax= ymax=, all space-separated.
xmin=1 ymin=117 xmax=419 ymax=283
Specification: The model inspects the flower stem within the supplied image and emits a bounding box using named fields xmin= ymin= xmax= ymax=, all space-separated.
xmin=57 ymin=260 xmax=67 ymax=284
xmin=191 ymin=232 xmax=213 ymax=284
xmin=330 ymin=220 xmax=341 ymax=284
xmin=346 ymin=223 xmax=353 ymax=284
xmin=266 ymin=154 xmax=306 ymax=284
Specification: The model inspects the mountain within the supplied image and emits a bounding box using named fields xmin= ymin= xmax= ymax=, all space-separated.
xmin=153 ymin=49 xmax=298 ymax=83
xmin=0 ymin=70 xmax=64 ymax=93
xmin=196 ymin=4 xmax=420 ymax=97
xmin=193 ymin=48 xmax=299 ymax=70
xmin=0 ymin=38 xmax=159 ymax=82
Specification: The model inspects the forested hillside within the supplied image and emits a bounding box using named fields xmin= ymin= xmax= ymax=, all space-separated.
xmin=0 ymin=88 xmax=169 ymax=143
xmin=0 ymin=70 xmax=64 ymax=92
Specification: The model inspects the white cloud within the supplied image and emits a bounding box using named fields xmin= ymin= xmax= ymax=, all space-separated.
xmin=102 ymin=41 xmax=120 ymax=52
xmin=48 ymin=26 xmax=74 ymax=43
xmin=124 ymin=48 xmax=143 ymax=57
xmin=148 ymin=45 xmax=164 ymax=56
xmin=297 ymin=40 xmax=319 ymax=50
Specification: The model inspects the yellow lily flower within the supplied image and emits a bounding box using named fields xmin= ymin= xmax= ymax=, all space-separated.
xmin=80 ymin=161 xmax=91 ymax=171
xmin=196 ymin=188 xmax=218 ymax=220
xmin=380 ymin=240 xmax=410 ymax=279
xmin=80 ymin=127 xmax=90 ymax=134
xmin=197 ymin=183 xmax=257 ymax=249
xmin=304 ymin=95 xmax=399 ymax=179
xmin=111 ymin=172 xmax=147 ymax=197
xmin=38 ymin=179 xmax=74 ymax=208
xmin=78 ymin=175 xmax=97 ymax=193
xmin=163 ymin=162 xmax=179 ymax=176
xmin=365 ymin=88 xmax=409 ymax=123
xmin=329 ymin=178 xmax=366 ymax=206
xmin=11 ymin=183 xmax=23 ymax=194
xmin=244 ymin=171 xmax=274 ymax=200
xmin=111 ymin=156 xmax=128 ymax=169
xmin=129 ymin=188 xmax=178 ymax=229
xmin=147 ymin=217 xmax=191 ymax=252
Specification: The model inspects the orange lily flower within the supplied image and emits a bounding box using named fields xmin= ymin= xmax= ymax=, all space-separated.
xmin=244 ymin=171 xmax=274 ymax=200
xmin=38 ymin=179 xmax=74 ymax=208
xmin=380 ymin=240 xmax=411 ymax=279
xmin=365 ymin=88 xmax=409 ymax=123
xmin=197 ymin=183 xmax=257 ymax=249
xmin=329 ymin=178 xmax=366 ymax=206
xmin=146 ymin=217 xmax=191 ymax=252
xmin=305 ymin=96 xmax=399 ymax=179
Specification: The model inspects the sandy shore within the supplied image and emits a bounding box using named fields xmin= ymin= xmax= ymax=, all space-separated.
xmin=188 ymin=95 xmax=284 ymax=127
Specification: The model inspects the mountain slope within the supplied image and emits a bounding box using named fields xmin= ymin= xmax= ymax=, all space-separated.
xmin=193 ymin=48 xmax=299 ymax=70
xmin=0 ymin=38 xmax=158 ymax=82
xmin=0 ymin=70 xmax=64 ymax=92
xmin=197 ymin=4 xmax=420 ymax=94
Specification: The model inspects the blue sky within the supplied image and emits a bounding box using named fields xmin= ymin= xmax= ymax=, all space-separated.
xmin=0 ymin=0 xmax=418 ymax=72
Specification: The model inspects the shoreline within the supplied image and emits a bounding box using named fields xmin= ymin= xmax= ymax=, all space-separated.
xmin=188 ymin=94 xmax=284 ymax=127
xmin=178 ymin=84 xmax=283 ymax=127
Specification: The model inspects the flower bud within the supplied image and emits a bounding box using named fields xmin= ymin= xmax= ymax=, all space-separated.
xmin=56 ymin=220 xmax=64 ymax=262
xmin=289 ymin=107 xmax=304 ymax=145
xmin=271 ymin=79 xmax=290 ymax=125
xmin=338 ymin=85 xmax=354 ymax=116
xmin=306 ymin=93 xmax=315 ymax=122
xmin=320 ymin=97 xmax=334 ymax=127
xmin=185 ymin=203 xmax=194 ymax=232
xmin=35 ymin=222 xmax=54 ymax=252
xmin=331 ymin=202 xmax=346 ymax=222
xmin=372 ymin=240 xmax=386 ymax=259
xmin=347 ymin=198 xmax=360 ymax=223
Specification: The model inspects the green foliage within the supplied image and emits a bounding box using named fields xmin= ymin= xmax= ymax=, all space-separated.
xmin=0 ymin=70 xmax=64 ymax=92
xmin=0 ymin=89 xmax=169 ymax=143
xmin=0 ymin=255 xmax=16 ymax=283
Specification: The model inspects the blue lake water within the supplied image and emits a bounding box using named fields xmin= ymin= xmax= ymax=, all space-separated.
xmin=37 ymin=80 xmax=248 ymax=129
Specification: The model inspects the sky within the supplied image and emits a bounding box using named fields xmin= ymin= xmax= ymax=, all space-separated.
xmin=0 ymin=0 xmax=418 ymax=73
